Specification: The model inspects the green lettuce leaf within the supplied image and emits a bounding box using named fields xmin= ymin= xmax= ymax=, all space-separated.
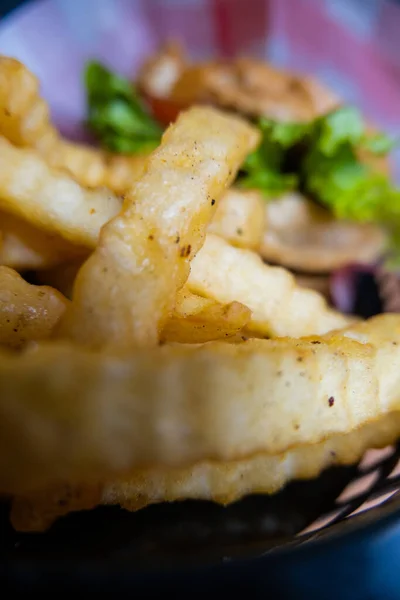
xmin=240 ymin=106 xmax=397 ymax=219
xmin=239 ymin=105 xmax=400 ymax=263
xmin=84 ymin=61 xmax=162 ymax=153
xmin=237 ymin=119 xmax=308 ymax=196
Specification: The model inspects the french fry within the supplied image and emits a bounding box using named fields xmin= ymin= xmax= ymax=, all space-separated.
xmin=11 ymin=409 xmax=400 ymax=531
xmin=188 ymin=234 xmax=350 ymax=337
xmin=102 ymin=410 xmax=400 ymax=509
xmin=161 ymin=288 xmax=251 ymax=343
xmin=59 ymin=106 xmax=260 ymax=349
xmin=104 ymin=153 xmax=148 ymax=194
xmin=0 ymin=56 xmax=52 ymax=148
xmin=0 ymin=266 xmax=68 ymax=349
xmin=208 ymin=187 xmax=265 ymax=250
xmin=0 ymin=136 xmax=122 ymax=247
xmin=0 ymin=56 xmax=148 ymax=193
xmin=0 ymin=212 xmax=86 ymax=270
xmin=0 ymin=314 xmax=399 ymax=495
xmin=1 ymin=53 xmax=396 ymax=536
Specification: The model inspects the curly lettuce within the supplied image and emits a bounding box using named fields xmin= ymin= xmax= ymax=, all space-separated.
xmin=84 ymin=61 xmax=162 ymax=153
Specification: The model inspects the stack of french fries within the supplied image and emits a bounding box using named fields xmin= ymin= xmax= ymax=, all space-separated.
xmin=0 ymin=57 xmax=400 ymax=533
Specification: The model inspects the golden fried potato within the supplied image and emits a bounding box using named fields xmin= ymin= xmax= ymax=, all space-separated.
xmin=0 ymin=56 xmax=148 ymax=193
xmin=161 ymin=288 xmax=251 ymax=343
xmin=0 ymin=266 xmax=68 ymax=349
xmin=188 ymin=234 xmax=349 ymax=337
xmin=102 ymin=410 xmax=400 ymax=509
xmin=0 ymin=212 xmax=86 ymax=271
xmin=0 ymin=56 xmax=52 ymax=148
xmin=0 ymin=136 xmax=122 ymax=247
xmin=0 ymin=314 xmax=399 ymax=494
xmin=208 ymin=187 xmax=265 ymax=250
xmin=260 ymin=192 xmax=386 ymax=273
xmin=104 ymin=153 xmax=148 ymax=195
xmin=12 ymin=408 xmax=399 ymax=531
xmin=59 ymin=106 xmax=259 ymax=349
xmin=47 ymin=141 xmax=149 ymax=193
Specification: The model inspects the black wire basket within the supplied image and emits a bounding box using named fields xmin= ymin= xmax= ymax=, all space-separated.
xmin=0 ymin=271 xmax=399 ymax=598
xmin=2 ymin=440 xmax=400 ymax=599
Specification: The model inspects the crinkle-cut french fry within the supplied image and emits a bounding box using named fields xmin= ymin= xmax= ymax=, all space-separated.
xmin=161 ymin=288 xmax=251 ymax=343
xmin=0 ymin=136 xmax=122 ymax=247
xmin=102 ymin=410 xmax=400 ymax=508
xmin=0 ymin=314 xmax=400 ymax=494
xmin=46 ymin=140 xmax=149 ymax=193
xmin=188 ymin=234 xmax=350 ymax=337
xmin=0 ymin=56 xmax=148 ymax=193
xmin=0 ymin=56 xmax=52 ymax=148
xmin=59 ymin=106 xmax=260 ymax=349
xmin=103 ymin=153 xmax=148 ymax=194
xmin=11 ymin=409 xmax=400 ymax=531
xmin=0 ymin=266 xmax=69 ymax=349
xmin=0 ymin=212 xmax=86 ymax=271
xmin=208 ymin=187 xmax=265 ymax=250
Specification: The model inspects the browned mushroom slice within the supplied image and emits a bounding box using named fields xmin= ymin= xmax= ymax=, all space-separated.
xmin=259 ymin=192 xmax=387 ymax=273
xmin=169 ymin=57 xmax=341 ymax=122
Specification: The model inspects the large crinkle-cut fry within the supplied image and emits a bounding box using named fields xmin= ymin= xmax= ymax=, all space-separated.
xmin=59 ymin=106 xmax=260 ymax=349
xmin=0 ymin=266 xmax=69 ymax=349
xmin=11 ymin=410 xmax=400 ymax=531
xmin=0 ymin=314 xmax=400 ymax=494
xmin=0 ymin=55 xmax=51 ymax=148
xmin=0 ymin=136 xmax=122 ymax=247
xmin=0 ymin=211 xmax=86 ymax=270
xmin=161 ymin=288 xmax=251 ymax=343
xmin=0 ymin=56 xmax=149 ymax=193
xmin=188 ymin=234 xmax=350 ymax=337
xmin=102 ymin=410 xmax=400 ymax=508
xmin=46 ymin=140 xmax=148 ymax=194
xmin=208 ymin=187 xmax=265 ymax=250
xmin=191 ymin=235 xmax=351 ymax=336
xmin=103 ymin=153 xmax=148 ymax=194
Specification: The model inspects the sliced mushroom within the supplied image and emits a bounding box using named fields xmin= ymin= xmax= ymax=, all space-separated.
xmin=259 ymin=192 xmax=387 ymax=273
xmin=137 ymin=44 xmax=390 ymax=173
xmin=169 ymin=58 xmax=340 ymax=121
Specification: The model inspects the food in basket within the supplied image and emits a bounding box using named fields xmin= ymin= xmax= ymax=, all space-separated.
xmin=0 ymin=51 xmax=399 ymax=534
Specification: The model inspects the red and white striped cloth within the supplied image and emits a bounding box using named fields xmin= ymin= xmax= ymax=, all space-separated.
xmin=0 ymin=0 xmax=399 ymax=168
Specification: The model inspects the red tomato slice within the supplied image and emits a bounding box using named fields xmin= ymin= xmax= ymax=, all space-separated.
xmin=143 ymin=94 xmax=185 ymax=127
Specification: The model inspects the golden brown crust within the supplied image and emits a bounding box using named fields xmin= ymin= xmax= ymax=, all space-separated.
xmin=0 ymin=56 xmax=150 ymax=194
xmin=188 ymin=234 xmax=350 ymax=337
xmin=0 ymin=315 xmax=399 ymax=496
xmin=11 ymin=409 xmax=400 ymax=531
